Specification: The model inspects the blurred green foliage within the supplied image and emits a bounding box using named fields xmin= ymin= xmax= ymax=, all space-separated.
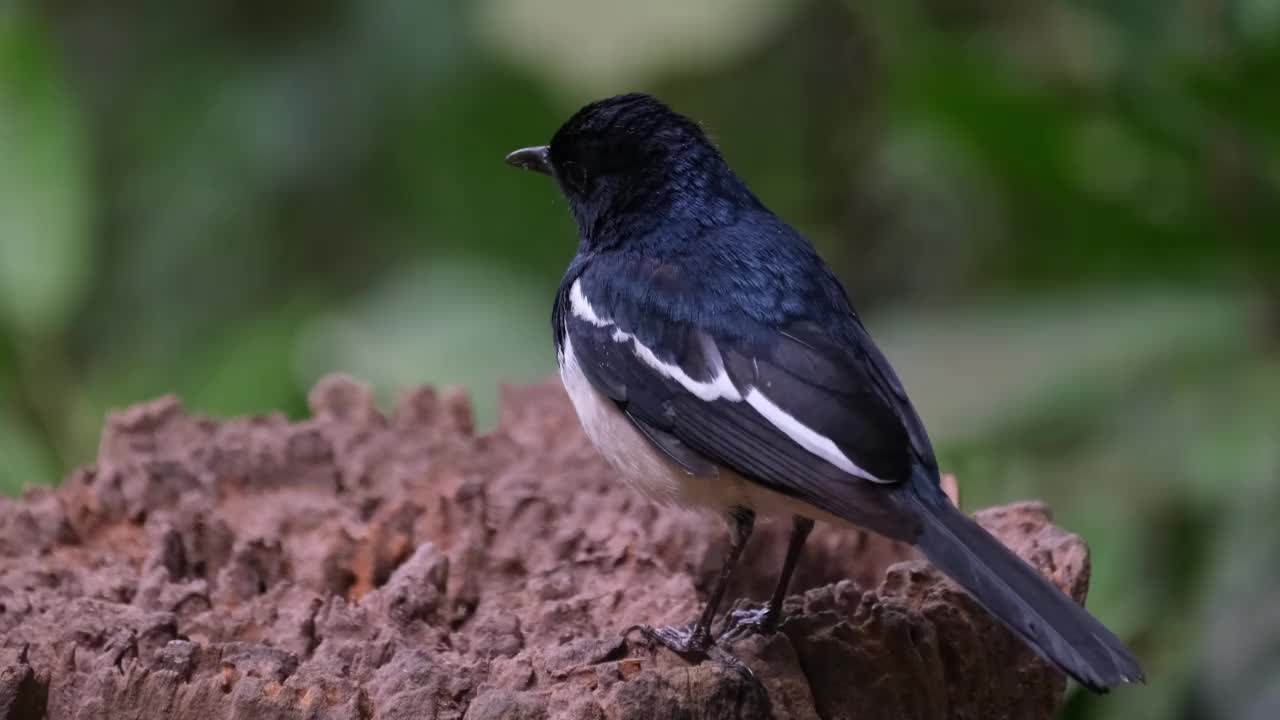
xmin=0 ymin=0 xmax=1277 ymax=717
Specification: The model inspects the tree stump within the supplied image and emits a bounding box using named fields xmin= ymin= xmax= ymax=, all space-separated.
xmin=0 ymin=375 xmax=1094 ymax=719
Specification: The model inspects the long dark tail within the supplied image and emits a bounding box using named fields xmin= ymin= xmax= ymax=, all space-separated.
xmin=901 ymin=480 xmax=1144 ymax=692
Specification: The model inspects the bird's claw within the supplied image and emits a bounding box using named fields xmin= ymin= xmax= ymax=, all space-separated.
xmin=624 ymin=623 xmax=712 ymax=660
xmin=707 ymin=644 xmax=756 ymax=680
xmin=719 ymin=605 xmax=780 ymax=644
xmin=624 ymin=623 xmax=756 ymax=681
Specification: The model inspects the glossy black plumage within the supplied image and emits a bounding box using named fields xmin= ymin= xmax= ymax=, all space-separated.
xmin=554 ymin=255 xmax=919 ymax=539
xmin=515 ymin=93 xmax=1143 ymax=692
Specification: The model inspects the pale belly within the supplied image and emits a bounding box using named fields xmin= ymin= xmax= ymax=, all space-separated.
xmin=558 ymin=337 xmax=852 ymax=526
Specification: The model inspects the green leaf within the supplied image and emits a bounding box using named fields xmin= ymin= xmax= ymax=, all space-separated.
xmin=0 ymin=6 xmax=91 ymax=336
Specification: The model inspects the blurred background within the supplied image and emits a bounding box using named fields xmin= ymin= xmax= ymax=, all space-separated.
xmin=1 ymin=0 xmax=1277 ymax=716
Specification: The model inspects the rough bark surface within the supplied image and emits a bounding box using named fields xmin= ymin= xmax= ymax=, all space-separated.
xmin=0 ymin=375 xmax=1093 ymax=719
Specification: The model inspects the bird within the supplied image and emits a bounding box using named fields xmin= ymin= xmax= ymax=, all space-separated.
xmin=504 ymin=92 xmax=1144 ymax=692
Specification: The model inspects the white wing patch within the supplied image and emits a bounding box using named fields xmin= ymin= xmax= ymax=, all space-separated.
xmin=568 ymin=278 xmax=884 ymax=482
xmin=627 ymin=334 xmax=742 ymax=402
xmin=570 ymin=279 xmax=611 ymax=327
xmin=745 ymin=389 xmax=888 ymax=483
xmin=571 ymin=280 xmax=742 ymax=402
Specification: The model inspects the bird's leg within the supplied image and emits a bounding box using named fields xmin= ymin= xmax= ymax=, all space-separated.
xmin=626 ymin=507 xmax=755 ymax=659
xmin=765 ymin=515 xmax=815 ymax=626
xmin=723 ymin=515 xmax=814 ymax=641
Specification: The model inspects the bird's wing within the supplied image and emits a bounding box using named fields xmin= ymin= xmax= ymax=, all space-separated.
xmin=555 ymin=269 xmax=921 ymax=539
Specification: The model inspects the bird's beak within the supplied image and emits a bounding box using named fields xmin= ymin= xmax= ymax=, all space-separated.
xmin=505 ymin=146 xmax=552 ymax=176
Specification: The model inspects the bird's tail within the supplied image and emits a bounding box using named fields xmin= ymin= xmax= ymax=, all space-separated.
xmin=900 ymin=480 xmax=1144 ymax=692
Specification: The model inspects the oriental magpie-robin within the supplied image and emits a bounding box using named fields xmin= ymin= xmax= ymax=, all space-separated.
xmin=505 ymin=93 xmax=1143 ymax=691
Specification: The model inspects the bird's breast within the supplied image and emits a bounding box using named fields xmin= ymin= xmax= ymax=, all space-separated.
xmin=557 ymin=336 xmax=688 ymax=505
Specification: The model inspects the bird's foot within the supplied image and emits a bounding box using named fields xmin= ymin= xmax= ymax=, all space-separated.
xmin=718 ymin=604 xmax=780 ymax=644
xmin=624 ymin=623 xmax=756 ymax=680
xmin=624 ymin=623 xmax=713 ymax=660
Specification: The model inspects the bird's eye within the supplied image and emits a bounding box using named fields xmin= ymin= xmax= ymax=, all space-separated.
xmin=561 ymin=161 xmax=588 ymax=194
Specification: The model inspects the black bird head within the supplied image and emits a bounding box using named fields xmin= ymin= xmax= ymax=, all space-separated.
xmin=506 ymin=93 xmax=760 ymax=248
